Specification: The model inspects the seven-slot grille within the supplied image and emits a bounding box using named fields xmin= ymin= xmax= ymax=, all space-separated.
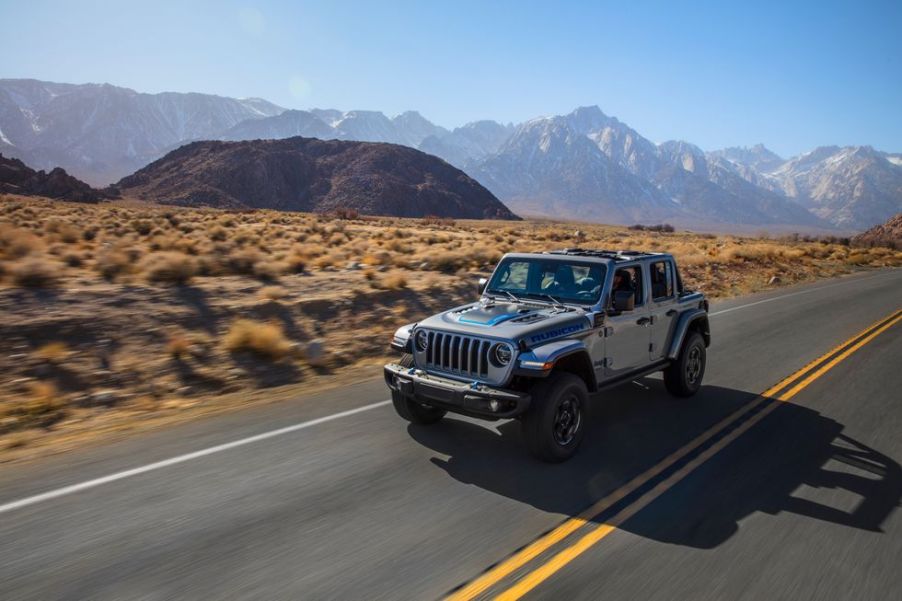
xmin=423 ymin=331 xmax=492 ymax=377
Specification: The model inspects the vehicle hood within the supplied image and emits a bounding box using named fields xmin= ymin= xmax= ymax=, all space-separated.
xmin=415 ymin=300 xmax=593 ymax=346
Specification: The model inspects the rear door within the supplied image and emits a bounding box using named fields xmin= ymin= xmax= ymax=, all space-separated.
xmin=604 ymin=263 xmax=651 ymax=378
xmin=648 ymin=258 xmax=678 ymax=361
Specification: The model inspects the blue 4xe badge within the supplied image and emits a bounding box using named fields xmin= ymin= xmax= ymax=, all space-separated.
xmin=529 ymin=322 xmax=585 ymax=343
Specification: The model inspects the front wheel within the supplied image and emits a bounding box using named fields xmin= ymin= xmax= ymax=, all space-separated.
xmin=522 ymin=372 xmax=588 ymax=462
xmin=663 ymin=332 xmax=706 ymax=397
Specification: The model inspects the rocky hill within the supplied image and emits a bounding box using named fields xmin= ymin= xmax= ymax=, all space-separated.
xmin=0 ymin=153 xmax=109 ymax=202
xmin=115 ymin=137 xmax=518 ymax=220
xmin=852 ymin=213 xmax=902 ymax=249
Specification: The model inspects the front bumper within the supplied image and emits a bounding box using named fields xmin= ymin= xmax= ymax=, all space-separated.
xmin=384 ymin=363 xmax=531 ymax=420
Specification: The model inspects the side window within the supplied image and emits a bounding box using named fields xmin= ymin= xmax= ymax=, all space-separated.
xmin=651 ymin=260 xmax=674 ymax=301
xmin=613 ymin=266 xmax=644 ymax=307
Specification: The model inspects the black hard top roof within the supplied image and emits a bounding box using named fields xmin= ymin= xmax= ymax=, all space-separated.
xmin=543 ymin=248 xmax=669 ymax=262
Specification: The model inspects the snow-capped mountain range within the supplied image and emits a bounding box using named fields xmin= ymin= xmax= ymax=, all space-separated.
xmin=1 ymin=78 xmax=899 ymax=231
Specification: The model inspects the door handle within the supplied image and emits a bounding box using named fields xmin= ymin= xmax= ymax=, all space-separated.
xmin=636 ymin=317 xmax=651 ymax=326
xmin=666 ymin=309 xmax=677 ymax=317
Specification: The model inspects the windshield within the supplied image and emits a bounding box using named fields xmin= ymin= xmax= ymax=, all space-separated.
xmin=486 ymin=257 xmax=606 ymax=305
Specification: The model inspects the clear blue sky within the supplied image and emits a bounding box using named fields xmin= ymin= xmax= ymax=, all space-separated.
xmin=1 ymin=0 xmax=900 ymax=157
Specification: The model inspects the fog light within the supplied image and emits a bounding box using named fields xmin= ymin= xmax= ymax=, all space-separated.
xmin=488 ymin=400 xmax=500 ymax=412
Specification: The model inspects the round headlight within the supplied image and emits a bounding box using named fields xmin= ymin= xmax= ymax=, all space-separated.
xmin=492 ymin=343 xmax=513 ymax=366
xmin=415 ymin=330 xmax=429 ymax=352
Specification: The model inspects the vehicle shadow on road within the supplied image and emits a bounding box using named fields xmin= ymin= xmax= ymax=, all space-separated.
xmin=408 ymin=378 xmax=901 ymax=549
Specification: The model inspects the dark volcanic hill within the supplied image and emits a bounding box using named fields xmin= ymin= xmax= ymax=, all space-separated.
xmin=0 ymin=153 xmax=108 ymax=202
xmin=852 ymin=213 xmax=902 ymax=249
xmin=115 ymin=137 xmax=519 ymax=220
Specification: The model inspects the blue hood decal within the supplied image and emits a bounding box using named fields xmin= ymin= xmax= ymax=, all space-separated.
xmin=452 ymin=302 xmax=542 ymax=327
xmin=458 ymin=312 xmax=521 ymax=326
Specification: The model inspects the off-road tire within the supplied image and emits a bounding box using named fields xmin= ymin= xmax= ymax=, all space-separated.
xmin=664 ymin=332 xmax=706 ymax=397
xmin=391 ymin=354 xmax=446 ymax=424
xmin=522 ymin=372 xmax=588 ymax=462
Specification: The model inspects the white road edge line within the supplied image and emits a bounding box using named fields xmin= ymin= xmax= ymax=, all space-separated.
xmin=709 ymin=271 xmax=897 ymax=316
xmin=1 ymin=270 xmax=899 ymax=515
xmin=0 ymin=400 xmax=392 ymax=515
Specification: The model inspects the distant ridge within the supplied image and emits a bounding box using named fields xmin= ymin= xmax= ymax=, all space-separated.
xmin=2 ymin=78 xmax=900 ymax=230
xmin=0 ymin=153 xmax=109 ymax=202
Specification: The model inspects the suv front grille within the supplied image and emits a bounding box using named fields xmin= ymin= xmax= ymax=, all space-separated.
xmin=424 ymin=331 xmax=492 ymax=378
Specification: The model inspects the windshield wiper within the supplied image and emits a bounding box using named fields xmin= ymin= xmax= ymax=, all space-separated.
xmin=542 ymin=293 xmax=567 ymax=310
xmin=491 ymin=289 xmax=522 ymax=304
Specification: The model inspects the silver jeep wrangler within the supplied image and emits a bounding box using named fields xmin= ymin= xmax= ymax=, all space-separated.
xmin=384 ymin=249 xmax=710 ymax=462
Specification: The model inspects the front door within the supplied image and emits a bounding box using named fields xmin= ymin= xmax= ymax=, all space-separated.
xmin=604 ymin=264 xmax=651 ymax=379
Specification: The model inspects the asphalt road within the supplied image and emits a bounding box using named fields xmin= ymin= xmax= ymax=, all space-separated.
xmin=1 ymin=269 xmax=900 ymax=601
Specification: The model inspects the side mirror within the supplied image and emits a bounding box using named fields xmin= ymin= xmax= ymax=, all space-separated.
xmin=477 ymin=277 xmax=488 ymax=296
xmin=612 ymin=290 xmax=635 ymax=312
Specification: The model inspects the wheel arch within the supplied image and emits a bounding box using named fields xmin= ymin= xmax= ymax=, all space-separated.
xmin=667 ymin=310 xmax=710 ymax=360
xmin=551 ymin=351 xmax=598 ymax=393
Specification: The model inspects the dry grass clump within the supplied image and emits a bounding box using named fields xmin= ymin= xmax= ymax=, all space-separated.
xmin=96 ymin=248 xmax=137 ymax=281
xmin=33 ymin=341 xmax=70 ymax=363
xmin=252 ymin=259 xmax=286 ymax=282
xmin=377 ymin=272 xmax=408 ymax=290
xmin=141 ymin=251 xmax=198 ymax=285
xmin=0 ymin=224 xmax=44 ymax=258
xmin=223 ymin=319 xmax=294 ymax=360
xmin=3 ymin=382 xmax=66 ymax=430
xmin=10 ymin=256 xmax=61 ymax=287
xmin=166 ymin=334 xmax=192 ymax=359
xmin=225 ymin=248 xmax=262 ymax=275
xmin=259 ymin=285 xmax=288 ymax=301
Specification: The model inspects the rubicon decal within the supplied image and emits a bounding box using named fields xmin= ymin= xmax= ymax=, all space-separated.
xmin=529 ymin=323 xmax=585 ymax=343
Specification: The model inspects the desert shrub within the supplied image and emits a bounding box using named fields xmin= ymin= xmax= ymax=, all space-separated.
xmin=141 ymin=252 xmax=198 ymax=285
xmin=423 ymin=249 xmax=474 ymax=273
xmin=4 ymin=382 xmax=66 ymax=429
xmin=420 ymin=215 xmax=456 ymax=227
xmin=362 ymin=251 xmax=391 ymax=266
xmin=332 ymin=207 xmax=359 ymax=220
xmin=208 ymin=226 xmax=229 ymax=241
xmin=95 ymin=249 xmax=134 ymax=281
xmin=0 ymin=224 xmax=44 ymax=258
xmin=226 ymin=248 xmax=262 ymax=275
xmin=327 ymin=232 xmax=347 ymax=246
xmin=11 ymin=256 xmax=61 ymax=287
xmin=166 ymin=334 xmax=191 ymax=359
xmin=628 ymin=224 xmax=674 ymax=232
xmin=379 ymin=272 xmax=408 ymax=290
xmin=223 ymin=319 xmax=293 ymax=360
xmin=385 ymin=238 xmax=410 ymax=253
xmin=253 ymin=260 xmax=286 ymax=281
xmin=259 ymin=286 xmax=287 ymax=301
xmin=33 ymin=341 xmax=71 ymax=363
xmin=285 ymin=253 xmax=307 ymax=274
xmin=131 ymin=220 xmax=153 ymax=235
xmin=62 ymin=251 xmax=83 ymax=267
xmin=313 ymin=253 xmax=342 ymax=270
xmin=45 ymin=221 xmax=81 ymax=243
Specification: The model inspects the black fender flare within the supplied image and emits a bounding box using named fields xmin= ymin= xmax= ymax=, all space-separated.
xmin=667 ymin=309 xmax=710 ymax=360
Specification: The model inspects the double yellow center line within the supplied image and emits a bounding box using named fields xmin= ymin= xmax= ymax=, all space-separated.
xmin=446 ymin=308 xmax=902 ymax=601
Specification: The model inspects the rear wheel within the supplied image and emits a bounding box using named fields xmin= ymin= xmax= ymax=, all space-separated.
xmin=522 ymin=372 xmax=588 ymax=462
xmin=664 ymin=332 xmax=706 ymax=397
xmin=391 ymin=354 xmax=446 ymax=424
